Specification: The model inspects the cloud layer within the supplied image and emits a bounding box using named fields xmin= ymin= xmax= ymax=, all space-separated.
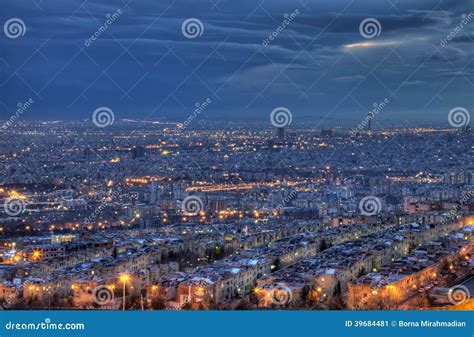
xmin=1 ymin=0 xmax=473 ymax=124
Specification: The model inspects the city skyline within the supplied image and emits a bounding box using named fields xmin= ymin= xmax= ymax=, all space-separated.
xmin=0 ymin=119 xmax=472 ymax=310
xmin=0 ymin=0 xmax=472 ymax=315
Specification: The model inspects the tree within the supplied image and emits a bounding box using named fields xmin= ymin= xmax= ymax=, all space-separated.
xmin=333 ymin=281 xmax=341 ymax=296
xmin=197 ymin=303 xmax=206 ymax=310
xmin=150 ymin=296 xmax=166 ymax=310
xmin=301 ymin=285 xmax=310 ymax=302
xmin=319 ymin=239 xmax=328 ymax=251
xmin=235 ymin=298 xmax=253 ymax=310
xmin=181 ymin=302 xmax=192 ymax=310
xmin=209 ymin=245 xmax=223 ymax=261
xmin=272 ymin=258 xmax=281 ymax=271
xmin=126 ymin=294 xmax=141 ymax=310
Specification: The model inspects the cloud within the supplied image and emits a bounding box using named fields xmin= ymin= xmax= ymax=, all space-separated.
xmin=0 ymin=0 xmax=472 ymax=122
xmin=333 ymin=75 xmax=366 ymax=82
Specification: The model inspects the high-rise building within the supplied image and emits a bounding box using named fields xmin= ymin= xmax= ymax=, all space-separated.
xmin=368 ymin=111 xmax=374 ymax=134
xmin=131 ymin=146 xmax=146 ymax=159
xmin=276 ymin=127 xmax=285 ymax=141
xmin=209 ymin=198 xmax=227 ymax=212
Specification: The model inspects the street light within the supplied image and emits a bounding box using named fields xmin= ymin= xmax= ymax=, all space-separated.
xmin=120 ymin=274 xmax=130 ymax=310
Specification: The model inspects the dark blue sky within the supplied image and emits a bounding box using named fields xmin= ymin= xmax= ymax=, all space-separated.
xmin=1 ymin=0 xmax=473 ymax=123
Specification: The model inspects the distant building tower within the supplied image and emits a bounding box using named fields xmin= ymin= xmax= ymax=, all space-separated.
xmin=149 ymin=181 xmax=157 ymax=204
xmin=209 ymin=198 xmax=227 ymax=213
xmin=276 ymin=127 xmax=285 ymax=141
xmin=131 ymin=146 xmax=145 ymax=159
xmin=368 ymin=111 xmax=374 ymax=134
xmin=84 ymin=147 xmax=92 ymax=158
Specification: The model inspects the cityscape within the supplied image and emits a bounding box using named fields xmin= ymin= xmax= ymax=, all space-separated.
xmin=0 ymin=120 xmax=472 ymax=310
xmin=0 ymin=0 xmax=473 ymax=316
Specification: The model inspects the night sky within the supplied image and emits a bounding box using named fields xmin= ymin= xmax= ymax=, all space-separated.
xmin=1 ymin=0 xmax=473 ymax=124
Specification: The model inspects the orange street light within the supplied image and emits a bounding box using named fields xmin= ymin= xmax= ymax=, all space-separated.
xmin=120 ymin=274 xmax=130 ymax=310
xmin=119 ymin=274 xmax=130 ymax=283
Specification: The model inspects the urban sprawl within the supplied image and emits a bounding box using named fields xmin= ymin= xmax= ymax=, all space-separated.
xmin=0 ymin=120 xmax=472 ymax=310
